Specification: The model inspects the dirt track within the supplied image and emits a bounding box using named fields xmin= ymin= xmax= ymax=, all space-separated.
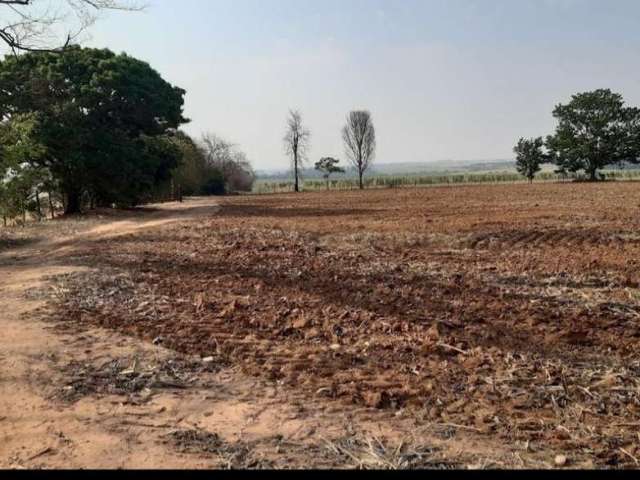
xmin=0 ymin=200 xmax=223 ymax=468
xmin=2 ymin=184 xmax=640 ymax=469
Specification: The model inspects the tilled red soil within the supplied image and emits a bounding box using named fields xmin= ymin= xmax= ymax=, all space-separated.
xmin=50 ymin=183 xmax=640 ymax=468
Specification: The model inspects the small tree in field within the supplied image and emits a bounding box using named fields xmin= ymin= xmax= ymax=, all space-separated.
xmin=283 ymin=110 xmax=311 ymax=193
xmin=314 ymin=157 xmax=344 ymax=190
xmin=342 ymin=110 xmax=376 ymax=190
xmin=514 ymin=137 xmax=545 ymax=183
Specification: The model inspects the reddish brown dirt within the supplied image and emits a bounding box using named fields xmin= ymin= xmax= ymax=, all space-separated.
xmin=0 ymin=197 xmax=505 ymax=469
xmin=39 ymin=183 xmax=640 ymax=469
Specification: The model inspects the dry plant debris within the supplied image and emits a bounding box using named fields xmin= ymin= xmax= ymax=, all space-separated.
xmin=166 ymin=429 xmax=455 ymax=470
xmin=37 ymin=184 xmax=640 ymax=468
xmin=52 ymin=355 xmax=224 ymax=403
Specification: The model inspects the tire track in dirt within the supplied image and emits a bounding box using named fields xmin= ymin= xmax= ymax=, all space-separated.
xmin=469 ymin=228 xmax=640 ymax=250
xmin=1 ymin=197 xmax=509 ymax=469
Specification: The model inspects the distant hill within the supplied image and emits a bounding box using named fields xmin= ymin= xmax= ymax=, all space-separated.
xmin=369 ymin=160 xmax=516 ymax=175
xmin=255 ymin=159 xmax=517 ymax=180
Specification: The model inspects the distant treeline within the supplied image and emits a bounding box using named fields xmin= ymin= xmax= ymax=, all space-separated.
xmin=254 ymin=168 xmax=640 ymax=194
xmin=151 ymin=132 xmax=255 ymax=202
xmin=256 ymin=160 xmax=522 ymax=181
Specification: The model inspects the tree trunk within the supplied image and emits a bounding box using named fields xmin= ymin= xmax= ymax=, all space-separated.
xmin=294 ymin=152 xmax=300 ymax=193
xmin=48 ymin=191 xmax=55 ymax=219
xmin=587 ymin=161 xmax=599 ymax=182
xmin=64 ymin=190 xmax=82 ymax=215
xmin=359 ymin=171 xmax=364 ymax=190
xmin=34 ymin=189 xmax=42 ymax=220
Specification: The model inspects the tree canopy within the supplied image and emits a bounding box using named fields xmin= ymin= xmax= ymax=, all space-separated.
xmin=0 ymin=113 xmax=49 ymax=223
xmin=0 ymin=46 xmax=188 ymax=213
xmin=514 ymin=137 xmax=545 ymax=183
xmin=314 ymin=157 xmax=344 ymax=189
xmin=545 ymin=89 xmax=640 ymax=180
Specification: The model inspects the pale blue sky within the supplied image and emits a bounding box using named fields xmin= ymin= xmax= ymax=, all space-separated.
xmin=86 ymin=0 xmax=640 ymax=170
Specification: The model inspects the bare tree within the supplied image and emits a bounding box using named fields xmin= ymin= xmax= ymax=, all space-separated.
xmin=342 ymin=110 xmax=376 ymax=190
xmin=283 ymin=109 xmax=310 ymax=193
xmin=201 ymin=133 xmax=236 ymax=179
xmin=225 ymin=150 xmax=255 ymax=192
xmin=0 ymin=0 xmax=143 ymax=54
xmin=200 ymin=132 xmax=255 ymax=193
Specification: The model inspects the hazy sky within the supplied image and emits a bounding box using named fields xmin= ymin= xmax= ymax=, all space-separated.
xmin=85 ymin=0 xmax=640 ymax=170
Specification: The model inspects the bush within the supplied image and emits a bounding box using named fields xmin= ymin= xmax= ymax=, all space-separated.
xmin=201 ymin=170 xmax=226 ymax=196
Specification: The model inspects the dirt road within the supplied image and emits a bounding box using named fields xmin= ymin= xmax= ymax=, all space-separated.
xmin=0 ymin=199 xmax=223 ymax=468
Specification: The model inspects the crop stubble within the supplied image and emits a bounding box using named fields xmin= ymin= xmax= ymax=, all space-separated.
xmin=48 ymin=183 xmax=640 ymax=467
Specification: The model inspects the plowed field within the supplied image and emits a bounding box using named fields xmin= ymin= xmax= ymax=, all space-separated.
xmin=47 ymin=183 xmax=640 ymax=468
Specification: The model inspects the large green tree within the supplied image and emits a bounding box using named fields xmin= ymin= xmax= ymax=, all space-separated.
xmin=545 ymin=89 xmax=640 ymax=181
xmin=0 ymin=47 xmax=187 ymax=213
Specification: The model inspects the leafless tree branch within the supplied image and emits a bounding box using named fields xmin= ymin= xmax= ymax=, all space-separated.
xmin=200 ymin=132 xmax=255 ymax=192
xmin=0 ymin=0 xmax=144 ymax=54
